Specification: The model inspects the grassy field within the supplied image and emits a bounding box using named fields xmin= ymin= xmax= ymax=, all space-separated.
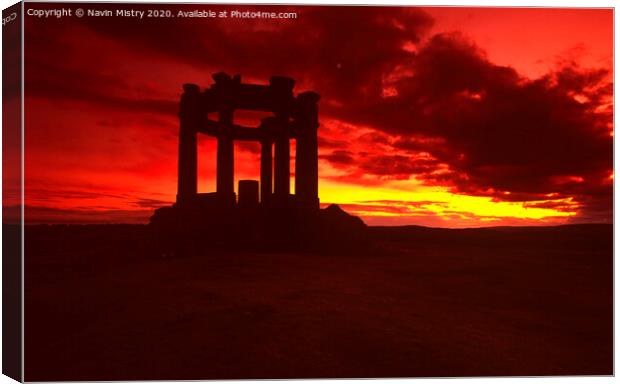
xmin=24 ymin=224 xmax=612 ymax=380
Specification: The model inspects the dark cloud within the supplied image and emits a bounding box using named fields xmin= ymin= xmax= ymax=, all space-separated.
xmin=8 ymin=205 xmax=152 ymax=224
xmin=25 ymin=188 xmax=126 ymax=201
xmin=358 ymin=155 xmax=440 ymax=179
xmin=131 ymin=198 xmax=171 ymax=209
xmin=321 ymin=150 xmax=355 ymax=166
xmin=522 ymin=200 xmax=575 ymax=212
xmin=334 ymin=202 xmax=440 ymax=217
xmin=26 ymin=4 xmax=433 ymax=102
xmin=24 ymin=58 xmax=177 ymax=115
xmin=87 ymin=5 xmax=432 ymax=98
xmin=325 ymin=33 xmax=612 ymax=220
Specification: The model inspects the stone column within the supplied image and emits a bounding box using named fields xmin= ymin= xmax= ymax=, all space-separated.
xmin=216 ymin=107 xmax=235 ymax=204
xmin=294 ymin=91 xmax=321 ymax=209
xmin=270 ymin=76 xmax=295 ymax=203
xmin=176 ymin=83 xmax=201 ymax=204
xmin=260 ymin=139 xmax=272 ymax=204
xmin=274 ymin=124 xmax=290 ymax=198
xmin=211 ymin=72 xmax=237 ymax=206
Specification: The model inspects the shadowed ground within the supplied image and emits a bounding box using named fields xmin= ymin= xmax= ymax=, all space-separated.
xmin=24 ymin=224 xmax=612 ymax=380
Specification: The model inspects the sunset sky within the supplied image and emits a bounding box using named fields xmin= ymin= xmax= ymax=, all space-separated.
xmin=11 ymin=4 xmax=613 ymax=226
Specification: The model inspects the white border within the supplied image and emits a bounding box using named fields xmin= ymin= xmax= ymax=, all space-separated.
xmin=0 ymin=1 xmax=616 ymax=383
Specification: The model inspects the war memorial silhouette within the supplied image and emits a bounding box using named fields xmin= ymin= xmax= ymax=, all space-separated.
xmin=150 ymin=73 xmax=365 ymax=253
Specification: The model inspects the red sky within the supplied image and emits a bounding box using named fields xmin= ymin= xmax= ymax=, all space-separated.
xmin=11 ymin=4 xmax=613 ymax=226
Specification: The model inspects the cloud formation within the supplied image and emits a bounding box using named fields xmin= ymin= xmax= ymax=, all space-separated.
xmin=21 ymin=5 xmax=613 ymax=224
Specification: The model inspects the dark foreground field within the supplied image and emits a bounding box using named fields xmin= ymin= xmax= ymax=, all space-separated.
xmin=24 ymin=224 xmax=612 ymax=380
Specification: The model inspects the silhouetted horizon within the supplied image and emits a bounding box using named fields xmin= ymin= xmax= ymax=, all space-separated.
xmin=14 ymin=221 xmax=614 ymax=230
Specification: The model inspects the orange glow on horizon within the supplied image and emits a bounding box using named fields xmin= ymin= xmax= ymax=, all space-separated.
xmin=318 ymin=179 xmax=578 ymax=227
